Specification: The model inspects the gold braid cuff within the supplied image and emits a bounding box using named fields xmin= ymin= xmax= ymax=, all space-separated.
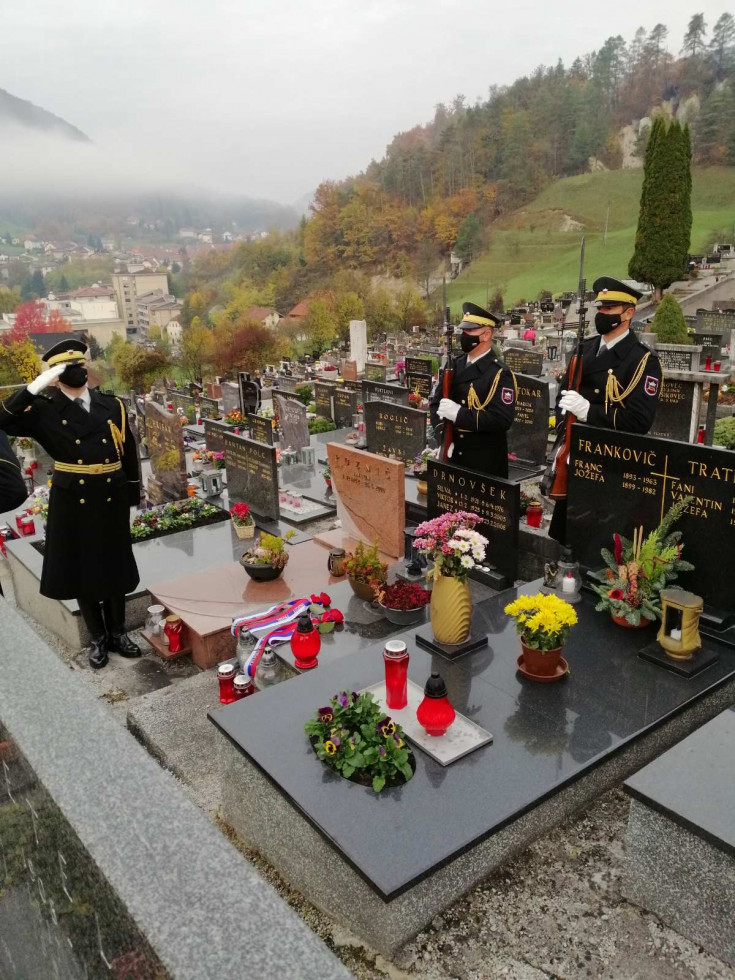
xmin=604 ymin=351 xmax=651 ymax=413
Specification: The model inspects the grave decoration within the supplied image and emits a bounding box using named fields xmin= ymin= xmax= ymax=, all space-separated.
xmin=240 ymin=529 xmax=296 ymax=581
xmin=504 ymin=592 xmax=577 ymax=682
xmin=589 ymin=497 xmax=694 ymax=628
xmin=413 ymin=511 xmax=488 ymax=646
xmin=344 ymin=539 xmax=388 ymax=601
xmin=230 ymin=501 xmax=255 ymax=539
xmin=130 ymin=499 xmax=224 ymax=541
xmin=364 ymin=400 xmax=427 ymax=465
xmin=375 ymin=580 xmax=431 ymax=627
xmin=224 ymin=409 xmax=247 ymax=427
xmin=309 ymin=416 xmax=337 ymax=435
xmin=192 ymin=448 xmax=225 ymax=471
xmin=304 ymin=691 xmax=415 ymax=793
xmin=416 ymin=672 xmax=456 ymax=738
xmin=656 ymin=589 xmax=703 ymax=661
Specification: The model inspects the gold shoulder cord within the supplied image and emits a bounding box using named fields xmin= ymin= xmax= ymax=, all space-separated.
xmin=108 ymin=398 xmax=127 ymax=461
xmin=467 ymin=366 xmax=516 ymax=426
xmin=604 ymin=351 xmax=655 ymax=413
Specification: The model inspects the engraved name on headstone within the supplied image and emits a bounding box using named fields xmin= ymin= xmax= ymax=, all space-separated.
xmin=362 ymin=379 xmax=410 ymax=407
xmin=274 ymin=393 xmax=310 ymax=450
xmin=198 ymin=395 xmax=219 ymax=420
xmin=364 ymin=400 xmax=427 ymax=464
xmin=223 ymin=431 xmax=279 ymax=520
xmin=507 ymin=375 xmax=550 ymax=464
xmin=649 ymin=379 xmax=699 ymax=442
xmin=204 ymin=418 xmax=230 ymax=453
xmin=404 ymin=356 xmax=433 ymax=377
xmin=656 ymin=344 xmax=702 ymax=373
xmin=145 ymin=401 xmax=188 ymax=504
xmin=333 ymin=388 xmax=359 ymax=427
xmin=502 ymin=347 xmax=544 ymax=377
xmin=406 ymin=372 xmax=433 ymax=400
xmin=248 ymin=413 xmax=274 ymax=446
xmin=314 ymin=382 xmax=335 ymax=421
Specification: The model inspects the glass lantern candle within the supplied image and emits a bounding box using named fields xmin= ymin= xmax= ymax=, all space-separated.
xmin=416 ymin=672 xmax=456 ymax=737
xmin=254 ymin=647 xmax=284 ymax=690
xmin=525 ymin=501 xmax=543 ymax=528
xmin=217 ymin=663 xmax=237 ymax=704
xmin=383 ymin=640 xmax=409 ymax=710
xmin=556 ymin=547 xmax=582 ymax=602
xmin=145 ymin=604 xmax=165 ymax=635
xmin=290 ymin=613 xmax=321 ymax=670
xmin=233 ymin=672 xmax=254 ymax=699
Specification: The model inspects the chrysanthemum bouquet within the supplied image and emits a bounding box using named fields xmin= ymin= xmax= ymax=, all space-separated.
xmin=504 ymin=593 xmax=578 ymax=650
xmin=413 ymin=511 xmax=488 ymax=581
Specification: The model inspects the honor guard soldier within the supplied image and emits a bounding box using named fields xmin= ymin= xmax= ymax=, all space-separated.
xmin=549 ymin=276 xmax=662 ymax=543
xmin=0 ymin=339 xmax=141 ymax=667
xmin=430 ymin=302 xmax=516 ymax=478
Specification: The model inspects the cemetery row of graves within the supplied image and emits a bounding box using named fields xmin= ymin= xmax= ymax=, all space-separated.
xmin=1 ymin=306 xmax=735 ymax=969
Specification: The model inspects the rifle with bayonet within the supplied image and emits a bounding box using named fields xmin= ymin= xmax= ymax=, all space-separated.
xmin=440 ymin=305 xmax=455 ymax=462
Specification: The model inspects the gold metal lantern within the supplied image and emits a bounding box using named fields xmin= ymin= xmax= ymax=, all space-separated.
xmin=657 ymin=589 xmax=703 ymax=660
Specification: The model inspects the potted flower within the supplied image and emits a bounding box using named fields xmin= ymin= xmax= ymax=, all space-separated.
xmin=240 ymin=529 xmax=296 ymax=581
xmin=304 ymin=691 xmax=414 ymax=793
xmin=375 ymin=580 xmax=431 ymax=626
xmin=224 ymin=409 xmax=247 ymax=427
xmin=408 ymin=387 xmax=422 ymax=409
xmin=344 ymin=539 xmax=387 ymax=600
xmin=212 ymin=451 xmax=226 ymax=471
xmin=412 ymin=447 xmax=438 ymax=495
xmin=322 ymin=460 xmax=332 ymax=490
xmin=414 ymin=512 xmax=488 ymax=645
xmin=590 ymin=498 xmax=694 ymax=628
xmin=230 ymin=502 xmax=255 ymax=539
xmin=504 ymin=592 xmax=577 ymax=679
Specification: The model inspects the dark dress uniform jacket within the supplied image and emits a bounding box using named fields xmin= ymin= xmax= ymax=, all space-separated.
xmin=430 ymin=352 xmax=516 ymax=478
xmin=555 ymin=332 xmax=662 ymax=433
xmin=0 ymin=386 xmax=140 ymax=601
xmin=0 ymin=431 xmax=28 ymax=513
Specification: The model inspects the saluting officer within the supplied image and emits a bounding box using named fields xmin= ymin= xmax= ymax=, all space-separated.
xmin=430 ymin=302 xmax=516 ymax=478
xmin=550 ymin=276 xmax=662 ymax=543
xmin=0 ymin=340 xmax=141 ymax=668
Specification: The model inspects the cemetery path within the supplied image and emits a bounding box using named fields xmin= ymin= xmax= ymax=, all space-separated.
xmin=1 ymin=557 xmax=732 ymax=980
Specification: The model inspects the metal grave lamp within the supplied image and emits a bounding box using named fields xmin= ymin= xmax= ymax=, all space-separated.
xmin=299 ymin=445 xmax=316 ymax=467
xmin=199 ymin=468 xmax=224 ymax=497
xmin=657 ymin=588 xmax=703 ymax=660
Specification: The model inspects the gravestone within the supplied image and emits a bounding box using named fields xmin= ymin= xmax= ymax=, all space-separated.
xmin=206 ymin=381 xmax=222 ymax=400
xmin=223 ymin=431 xmax=280 ymax=520
xmin=333 ymin=388 xmax=358 ymax=428
xmin=314 ymin=382 xmax=335 ymax=420
xmin=364 ymin=400 xmax=427 ymax=464
xmin=341 ymin=360 xmax=358 ymax=382
xmin=349 ymin=319 xmax=368 ymax=372
xmin=656 ymin=344 xmax=702 ymax=373
xmin=406 ymin=372 xmax=433 ymax=400
xmin=507 ymin=375 xmax=550 ymax=464
xmin=426 ymin=460 xmax=520 ymax=585
xmin=275 ymin=393 xmax=310 ymax=450
xmin=238 ymin=373 xmax=260 ymax=416
xmin=341 ymin=379 xmax=362 ymax=393
xmin=248 ymin=413 xmax=274 ymax=446
xmin=145 ymin=402 xmax=188 ymax=504
xmin=326 ymin=444 xmax=405 ymax=557
xmin=650 ymin=379 xmax=699 ymax=442
xmin=199 ymin=395 xmax=219 ymax=420
xmin=168 ymin=388 xmax=195 ymax=417
xmin=503 ymin=347 xmax=544 ymax=377
xmin=134 ymin=395 xmax=148 ymax=455
xmin=696 ymin=309 xmax=735 ymax=336
xmin=365 ymin=362 xmax=387 ymax=382
xmin=405 ymin=356 xmax=432 ymax=377
xmin=204 ymin=418 xmax=230 ymax=454
xmin=362 ymin=379 xmax=409 ymax=407
xmin=567 ymin=424 xmax=735 ymax=611
xmin=276 ymin=377 xmax=299 ymax=395
xmin=221 ymin=382 xmax=241 ymax=416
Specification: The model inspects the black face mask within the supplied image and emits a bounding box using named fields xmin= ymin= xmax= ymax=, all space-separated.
xmin=460 ymin=331 xmax=483 ymax=353
xmin=595 ymin=311 xmax=622 ymax=335
xmin=59 ymin=365 xmax=88 ymax=388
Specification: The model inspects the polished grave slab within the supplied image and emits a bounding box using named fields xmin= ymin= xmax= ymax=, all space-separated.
xmin=210 ymin=582 xmax=735 ymax=954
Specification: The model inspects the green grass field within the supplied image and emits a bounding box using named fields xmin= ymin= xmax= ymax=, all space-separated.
xmin=446 ymin=167 xmax=735 ymax=311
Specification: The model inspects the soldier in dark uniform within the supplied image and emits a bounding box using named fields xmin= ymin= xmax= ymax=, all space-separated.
xmin=430 ymin=302 xmax=516 ymax=478
xmin=549 ymin=276 xmax=662 ymax=543
xmin=0 ymin=430 xmax=27 ymax=514
xmin=0 ymin=340 xmax=141 ymax=668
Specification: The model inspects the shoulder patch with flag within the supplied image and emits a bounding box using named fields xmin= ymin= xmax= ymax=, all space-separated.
xmin=501 ymin=387 xmax=514 ymax=404
xmin=644 ymin=376 xmax=659 ymax=396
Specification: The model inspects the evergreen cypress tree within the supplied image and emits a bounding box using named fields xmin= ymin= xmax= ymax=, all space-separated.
xmin=628 ymin=117 xmax=693 ymax=302
xmin=651 ymin=293 xmax=692 ymax=344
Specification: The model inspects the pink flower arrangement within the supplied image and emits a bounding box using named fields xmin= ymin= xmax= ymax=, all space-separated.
xmin=414 ymin=511 xmax=488 ymax=581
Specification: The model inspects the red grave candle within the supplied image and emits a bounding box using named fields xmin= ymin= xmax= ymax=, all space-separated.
xmin=217 ymin=663 xmax=237 ymax=704
xmin=416 ymin=672 xmax=456 ymax=737
xmin=290 ymin=614 xmax=321 ymax=670
xmin=383 ymin=640 xmax=409 ymax=710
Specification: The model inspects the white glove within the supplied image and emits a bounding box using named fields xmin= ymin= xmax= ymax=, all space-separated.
xmin=28 ymin=364 xmax=66 ymax=395
xmin=559 ymin=390 xmax=590 ymax=422
xmin=438 ymin=398 xmax=461 ymax=423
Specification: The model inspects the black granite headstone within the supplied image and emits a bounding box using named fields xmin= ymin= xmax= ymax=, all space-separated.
xmin=314 ymin=382 xmax=335 ymax=420
xmin=274 ymin=393 xmax=310 ymax=450
xmin=238 ymin=373 xmax=260 ymax=416
xmin=567 ymin=424 xmax=735 ymax=611
xmin=223 ymin=431 xmax=279 ymax=520
xmin=650 ymin=379 xmax=698 ymax=442
xmin=221 ymin=381 xmax=241 ymax=416
xmin=365 ymin=362 xmax=388 ymax=382
xmin=167 ymin=388 xmax=196 ymax=416
xmin=145 ymin=401 xmax=188 ymax=503
xmin=362 ymin=379 xmax=409 ymax=407
xmin=248 ymin=413 xmax=274 ymax=446
xmin=333 ymin=388 xmax=358 ymax=428
xmin=405 ymin=356 xmax=432 ymax=376
xmin=406 ymin=372 xmax=433 ymax=400
xmin=276 ymin=377 xmax=298 ymax=394
xmin=426 ymin=460 xmax=520 ymax=584
xmin=341 ymin=379 xmax=362 ymax=393
xmin=507 ymin=375 xmax=550 ymax=464
xmin=364 ymin=401 xmax=427 ymax=464
xmin=695 ymin=309 xmax=735 ymax=335
xmin=656 ymin=345 xmax=700 ymax=373
xmin=693 ymin=331 xmax=725 ymax=350
xmin=503 ymin=348 xmax=543 ymax=377
xmin=204 ymin=418 xmax=230 ymax=453
xmin=199 ymin=395 xmax=219 ymax=420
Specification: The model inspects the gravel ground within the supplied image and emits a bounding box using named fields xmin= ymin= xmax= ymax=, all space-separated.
xmin=2 ymin=558 xmax=732 ymax=980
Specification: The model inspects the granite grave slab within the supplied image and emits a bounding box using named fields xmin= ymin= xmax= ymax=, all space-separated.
xmin=275 ymin=393 xmax=310 ymax=450
xmin=248 ymin=413 xmax=274 ymax=446
xmin=405 ymin=372 xmax=433 ymax=400
xmin=199 ymin=395 xmax=220 ymax=420
xmin=204 ymin=418 xmax=231 ymax=453
xmin=507 ymin=375 xmax=550 ymax=464
xmin=362 ymin=379 xmax=409 ymax=407
xmin=364 ymin=400 xmax=427 ymax=465
xmin=314 ymin=382 xmax=335 ymax=420
xmin=145 ymin=401 xmax=188 ymax=503
xmin=333 ymin=388 xmax=358 ymax=428
xmin=656 ymin=344 xmax=702 ymax=373
xmin=239 ymin=374 xmax=260 ymax=416
xmin=404 ymin=356 xmax=432 ymax=376
xmin=650 ymin=378 xmax=699 ymax=442
xmin=503 ymin=347 xmax=543 ymax=377
xmin=224 ymin=431 xmax=280 ymax=520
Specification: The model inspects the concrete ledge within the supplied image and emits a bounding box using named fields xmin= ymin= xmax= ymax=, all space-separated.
xmin=218 ymin=677 xmax=735 ymax=959
xmin=623 ymin=801 xmax=735 ymax=966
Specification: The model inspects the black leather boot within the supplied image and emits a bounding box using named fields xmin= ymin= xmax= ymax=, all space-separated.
xmin=88 ymin=636 xmax=109 ymax=669
xmin=107 ymin=632 xmax=142 ymax=658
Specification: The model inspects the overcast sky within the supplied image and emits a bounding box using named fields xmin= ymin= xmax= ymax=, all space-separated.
xmin=3 ymin=0 xmax=730 ymax=204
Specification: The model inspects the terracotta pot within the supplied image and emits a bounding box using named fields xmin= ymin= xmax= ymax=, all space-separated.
xmin=611 ymin=612 xmax=654 ymax=629
xmin=521 ymin=642 xmax=563 ymax=677
xmin=430 ymin=573 xmax=471 ymax=645
xmin=348 ymin=576 xmax=377 ymax=601
xmin=234 ymin=521 xmax=255 ymax=540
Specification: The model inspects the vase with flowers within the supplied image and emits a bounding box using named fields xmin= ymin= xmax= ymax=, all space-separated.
xmin=413 ymin=512 xmax=488 ymax=645
xmin=344 ymin=540 xmax=388 ymax=600
xmin=375 ymin=580 xmax=431 ymax=626
xmin=505 ymin=592 xmax=577 ymax=679
xmin=590 ymin=497 xmax=694 ymax=628
xmin=230 ymin=502 xmax=255 ymax=539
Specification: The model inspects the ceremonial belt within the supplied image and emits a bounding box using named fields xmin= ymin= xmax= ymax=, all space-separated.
xmin=55 ymin=461 xmax=122 ymax=475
